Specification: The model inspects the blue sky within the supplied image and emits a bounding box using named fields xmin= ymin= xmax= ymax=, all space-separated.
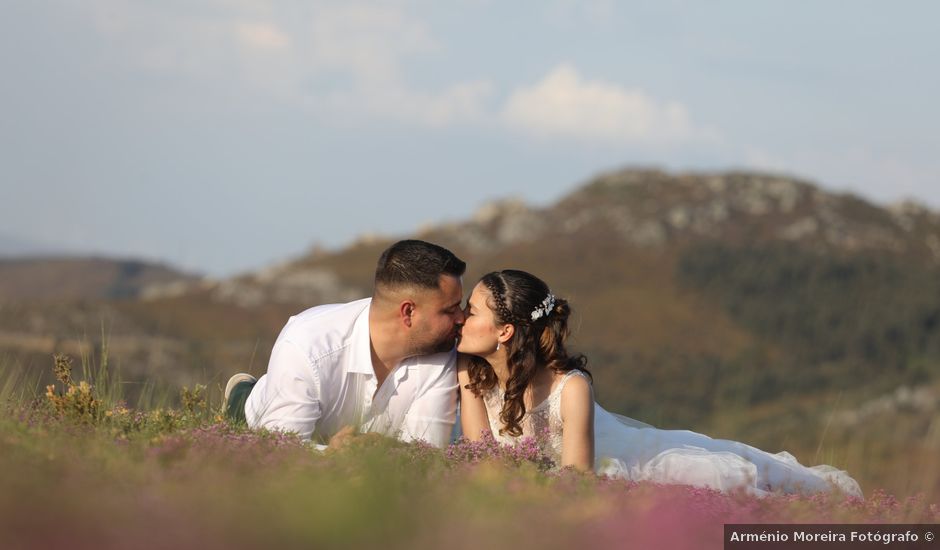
xmin=2 ymin=1 xmax=938 ymax=275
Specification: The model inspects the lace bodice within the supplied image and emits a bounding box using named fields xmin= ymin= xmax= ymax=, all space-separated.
xmin=482 ymin=370 xmax=589 ymax=464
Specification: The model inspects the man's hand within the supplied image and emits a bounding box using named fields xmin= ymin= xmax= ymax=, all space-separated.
xmin=326 ymin=426 xmax=390 ymax=452
xmin=327 ymin=425 xmax=357 ymax=449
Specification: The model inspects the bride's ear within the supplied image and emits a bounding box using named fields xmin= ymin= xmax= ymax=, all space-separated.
xmin=497 ymin=323 xmax=514 ymax=344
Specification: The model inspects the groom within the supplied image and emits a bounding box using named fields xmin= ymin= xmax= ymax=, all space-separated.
xmin=224 ymin=239 xmax=466 ymax=448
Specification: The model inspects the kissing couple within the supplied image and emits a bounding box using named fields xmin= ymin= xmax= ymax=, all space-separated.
xmin=225 ymin=240 xmax=861 ymax=497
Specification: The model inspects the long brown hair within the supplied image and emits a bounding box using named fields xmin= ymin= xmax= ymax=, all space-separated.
xmin=464 ymin=270 xmax=590 ymax=437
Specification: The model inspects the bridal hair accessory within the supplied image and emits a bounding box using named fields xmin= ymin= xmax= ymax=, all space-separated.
xmin=530 ymin=293 xmax=556 ymax=321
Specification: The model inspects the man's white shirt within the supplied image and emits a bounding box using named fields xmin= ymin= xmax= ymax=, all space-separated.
xmin=245 ymin=298 xmax=458 ymax=448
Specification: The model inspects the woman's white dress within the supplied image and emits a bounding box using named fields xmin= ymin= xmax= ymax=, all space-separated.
xmin=481 ymin=370 xmax=862 ymax=497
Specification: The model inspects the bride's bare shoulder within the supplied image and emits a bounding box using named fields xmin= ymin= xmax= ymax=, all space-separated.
xmin=558 ymin=371 xmax=593 ymax=423
xmin=560 ymin=371 xmax=593 ymax=400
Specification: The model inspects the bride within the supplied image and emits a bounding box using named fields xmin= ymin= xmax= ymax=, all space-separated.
xmin=455 ymin=270 xmax=862 ymax=497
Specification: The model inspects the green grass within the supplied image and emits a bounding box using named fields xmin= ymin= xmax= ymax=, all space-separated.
xmin=1 ymin=355 xmax=937 ymax=550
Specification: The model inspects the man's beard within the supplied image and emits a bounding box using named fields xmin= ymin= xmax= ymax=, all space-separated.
xmin=429 ymin=335 xmax=457 ymax=354
xmin=408 ymin=329 xmax=457 ymax=357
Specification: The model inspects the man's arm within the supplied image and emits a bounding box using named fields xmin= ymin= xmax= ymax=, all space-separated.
xmin=245 ymin=340 xmax=322 ymax=441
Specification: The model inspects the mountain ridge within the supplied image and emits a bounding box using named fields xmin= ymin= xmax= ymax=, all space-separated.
xmin=179 ymin=169 xmax=940 ymax=309
xmin=0 ymin=256 xmax=200 ymax=303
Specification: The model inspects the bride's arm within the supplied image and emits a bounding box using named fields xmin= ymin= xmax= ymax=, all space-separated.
xmin=457 ymin=354 xmax=491 ymax=441
xmin=560 ymin=374 xmax=595 ymax=471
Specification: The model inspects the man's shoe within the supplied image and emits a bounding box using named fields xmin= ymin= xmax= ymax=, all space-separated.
xmin=224 ymin=373 xmax=257 ymax=402
xmin=224 ymin=373 xmax=257 ymax=423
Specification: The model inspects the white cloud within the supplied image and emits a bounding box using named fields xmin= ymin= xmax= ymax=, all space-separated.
xmin=78 ymin=1 xmax=493 ymax=126
xmin=303 ymin=4 xmax=494 ymax=126
xmin=422 ymin=80 xmax=496 ymax=127
xmin=314 ymin=78 xmax=494 ymax=128
xmin=501 ymin=64 xmax=709 ymax=145
xmin=83 ymin=1 xmax=287 ymax=81
xmin=234 ymin=22 xmax=290 ymax=52
xmin=76 ymin=4 xmax=711 ymax=141
xmin=308 ymin=4 xmax=437 ymax=84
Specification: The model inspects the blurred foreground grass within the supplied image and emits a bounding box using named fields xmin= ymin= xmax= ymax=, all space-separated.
xmin=0 ymin=355 xmax=937 ymax=550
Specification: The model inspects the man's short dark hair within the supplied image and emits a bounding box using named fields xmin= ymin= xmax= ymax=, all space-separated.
xmin=374 ymin=240 xmax=466 ymax=290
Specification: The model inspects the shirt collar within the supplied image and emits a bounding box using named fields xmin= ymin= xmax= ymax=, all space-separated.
xmin=347 ymin=298 xmax=376 ymax=375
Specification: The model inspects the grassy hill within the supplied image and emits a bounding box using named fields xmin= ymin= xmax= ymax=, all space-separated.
xmin=2 ymin=168 xmax=938 ymax=495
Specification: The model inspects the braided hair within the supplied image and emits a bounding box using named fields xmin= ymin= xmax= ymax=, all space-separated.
xmin=464 ymin=270 xmax=590 ymax=437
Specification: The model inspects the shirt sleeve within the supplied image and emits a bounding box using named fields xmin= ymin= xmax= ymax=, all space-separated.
xmin=399 ymin=352 xmax=458 ymax=448
xmin=244 ymin=339 xmax=322 ymax=441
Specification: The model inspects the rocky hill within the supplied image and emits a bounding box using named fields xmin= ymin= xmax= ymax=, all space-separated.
xmin=184 ymin=170 xmax=939 ymax=309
